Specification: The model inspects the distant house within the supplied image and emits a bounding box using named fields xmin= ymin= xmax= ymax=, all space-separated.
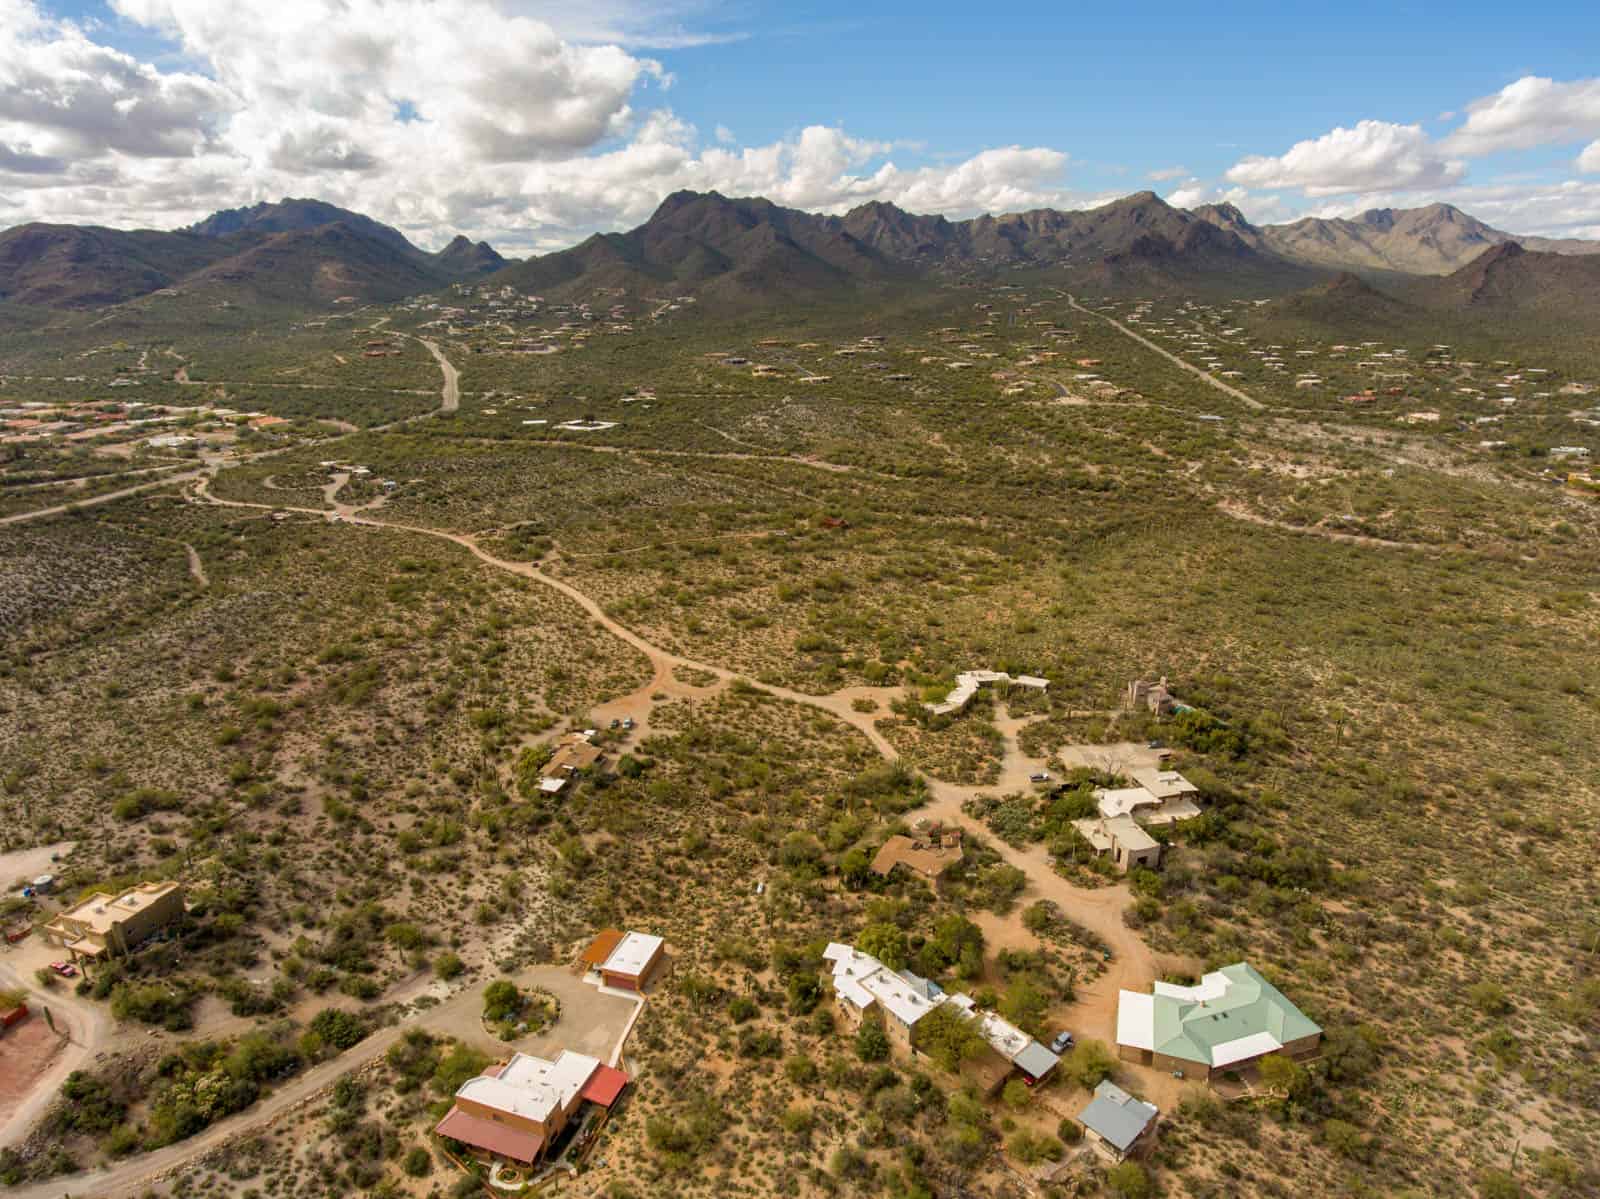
xmin=1073 ymin=814 xmax=1162 ymax=873
xmin=539 ymin=731 xmax=604 ymax=794
xmin=597 ymin=931 xmax=665 ymax=992
xmin=870 ymin=829 xmax=963 ymax=881
xmin=1115 ymin=963 xmax=1322 ymax=1080
xmin=434 ymin=1050 xmax=628 ymax=1166
xmin=1123 ymin=676 xmax=1177 ymax=715
xmin=823 ymin=942 xmax=942 ymax=1053
xmin=925 ymin=670 xmax=1049 ymax=717
xmin=1078 ymin=1080 xmax=1158 ymax=1161
xmin=41 ymin=881 xmax=185 ymax=961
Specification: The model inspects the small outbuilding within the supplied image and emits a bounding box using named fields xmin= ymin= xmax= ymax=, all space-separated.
xmin=598 ymin=931 xmax=664 ymax=991
xmin=1078 ymin=1080 xmax=1158 ymax=1161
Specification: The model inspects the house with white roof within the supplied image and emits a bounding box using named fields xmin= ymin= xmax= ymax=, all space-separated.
xmin=823 ymin=943 xmax=1059 ymax=1084
xmin=1115 ymin=962 xmax=1321 ymax=1081
xmin=924 ymin=670 xmax=1049 ymax=717
xmin=435 ymin=1049 xmax=629 ymax=1165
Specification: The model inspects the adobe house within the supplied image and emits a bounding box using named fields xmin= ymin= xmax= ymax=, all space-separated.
xmin=1123 ymin=676 xmax=1177 ymax=715
xmin=41 ymin=881 xmax=185 ymax=961
xmin=1073 ymin=814 xmax=1163 ymax=873
xmin=435 ymin=1051 xmax=628 ymax=1166
xmin=870 ymin=828 xmax=964 ymax=881
xmin=1115 ymin=963 xmax=1322 ymax=1081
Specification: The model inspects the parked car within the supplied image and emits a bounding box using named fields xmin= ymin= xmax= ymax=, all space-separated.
xmin=49 ymin=961 xmax=77 ymax=978
xmin=621 ymin=717 xmax=636 ymax=731
xmin=1049 ymin=1030 xmax=1075 ymax=1054
xmin=1147 ymin=739 xmax=1165 ymax=749
xmin=1029 ymin=771 xmax=1051 ymax=783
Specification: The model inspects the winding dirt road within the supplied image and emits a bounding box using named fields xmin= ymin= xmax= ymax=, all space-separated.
xmin=10 ymin=336 xmax=1164 ymax=1192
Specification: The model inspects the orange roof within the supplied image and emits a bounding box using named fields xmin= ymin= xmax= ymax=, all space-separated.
xmin=435 ymin=1106 xmax=544 ymax=1163
xmin=581 ymin=1064 xmax=629 ymax=1107
xmin=579 ymin=928 xmax=624 ymax=968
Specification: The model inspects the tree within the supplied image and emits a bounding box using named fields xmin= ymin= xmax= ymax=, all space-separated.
xmin=1062 ymin=1039 xmax=1116 ymax=1088
xmin=855 ymin=1020 xmax=890 ymax=1062
xmin=857 ymin=922 xmax=908 ymax=970
xmin=1001 ymin=1078 xmax=1032 ymax=1109
xmin=911 ymin=1005 xmax=987 ymax=1072
xmin=1107 ymin=1160 xmax=1150 ymax=1198
xmin=1257 ymin=1052 xmax=1310 ymax=1101
xmin=999 ymin=979 xmax=1049 ymax=1037
xmin=482 ymin=980 xmax=521 ymax=1023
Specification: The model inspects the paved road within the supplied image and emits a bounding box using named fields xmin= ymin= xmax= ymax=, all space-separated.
xmin=1064 ymin=292 xmax=1265 ymax=410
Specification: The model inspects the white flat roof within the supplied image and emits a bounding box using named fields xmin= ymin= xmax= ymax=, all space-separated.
xmin=1116 ymin=991 xmax=1155 ymax=1051
xmin=1096 ymin=787 xmax=1160 ymax=819
xmin=603 ymin=931 xmax=663 ymax=977
xmin=1211 ymin=1031 xmax=1283 ymax=1067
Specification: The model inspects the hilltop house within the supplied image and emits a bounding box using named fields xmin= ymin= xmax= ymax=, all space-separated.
xmin=434 ymin=1050 xmax=629 ymax=1166
xmin=1078 ymin=1081 xmax=1159 ymax=1162
xmin=1115 ymin=963 xmax=1322 ymax=1080
xmin=41 ymin=881 xmax=185 ymax=962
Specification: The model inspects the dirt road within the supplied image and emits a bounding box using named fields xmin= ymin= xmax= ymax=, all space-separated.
xmin=0 ymin=963 xmax=111 ymax=1153
xmin=1064 ymin=293 xmax=1265 ymax=411
xmin=0 ymin=471 xmax=203 ymax=526
xmin=2 ymin=962 xmax=608 ymax=1199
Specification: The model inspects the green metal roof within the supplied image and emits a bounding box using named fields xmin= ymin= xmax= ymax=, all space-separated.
xmin=1150 ymin=962 xmax=1320 ymax=1067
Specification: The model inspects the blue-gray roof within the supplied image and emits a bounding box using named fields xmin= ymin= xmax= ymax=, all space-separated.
xmin=1078 ymin=1081 xmax=1157 ymax=1152
xmin=1012 ymin=1040 xmax=1059 ymax=1081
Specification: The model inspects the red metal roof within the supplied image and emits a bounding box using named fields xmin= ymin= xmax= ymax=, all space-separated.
xmin=581 ymin=1064 xmax=629 ymax=1108
xmin=434 ymin=1106 xmax=544 ymax=1163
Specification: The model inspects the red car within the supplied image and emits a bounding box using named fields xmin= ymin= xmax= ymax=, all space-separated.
xmin=49 ymin=961 xmax=77 ymax=978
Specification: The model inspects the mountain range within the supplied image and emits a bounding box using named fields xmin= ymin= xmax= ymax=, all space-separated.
xmin=0 ymin=191 xmax=1595 ymax=316
xmin=0 ymin=198 xmax=504 ymax=309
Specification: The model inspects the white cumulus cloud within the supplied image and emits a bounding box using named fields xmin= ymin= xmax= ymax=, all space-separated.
xmin=1226 ymin=120 xmax=1465 ymax=196
xmin=0 ymin=0 xmax=1081 ymax=252
xmin=1444 ymin=75 xmax=1600 ymax=156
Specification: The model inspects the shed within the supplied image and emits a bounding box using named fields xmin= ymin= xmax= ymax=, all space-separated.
xmin=1078 ymin=1080 xmax=1158 ymax=1161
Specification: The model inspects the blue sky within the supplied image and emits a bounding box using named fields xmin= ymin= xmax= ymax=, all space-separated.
xmin=6 ymin=0 xmax=1600 ymax=248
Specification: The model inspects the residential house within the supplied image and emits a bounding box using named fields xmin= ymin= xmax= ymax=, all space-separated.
xmin=1123 ymin=676 xmax=1177 ymax=715
xmin=1078 ymin=1081 xmax=1159 ymax=1161
xmin=1126 ymin=768 xmax=1202 ymax=823
xmin=870 ymin=828 xmax=963 ymax=881
xmin=823 ymin=942 xmax=1058 ymax=1087
xmin=539 ymin=731 xmax=604 ymax=794
xmin=41 ymin=881 xmax=185 ymax=961
xmin=1115 ymin=962 xmax=1322 ymax=1080
xmin=1073 ymin=814 xmax=1162 ymax=873
xmin=943 ymin=994 xmax=1060 ymax=1085
xmin=435 ymin=1050 xmax=628 ymax=1166
xmin=925 ymin=670 xmax=1049 ymax=717
xmin=823 ymin=942 xmax=941 ymax=1053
